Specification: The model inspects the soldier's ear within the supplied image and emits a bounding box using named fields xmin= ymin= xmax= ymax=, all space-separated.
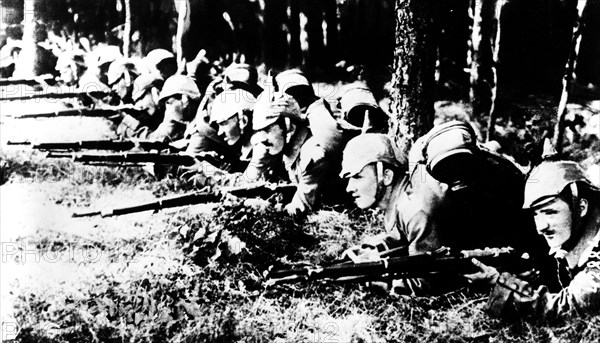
xmin=285 ymin=120 xmax=296 ymax=144
xmin=238 ymin=112 xmax=249 ymax=130
xmin=579 ymin=198 xmax=588 ymax=218
xmin=382 ymin=168 xmax=395 ymax=186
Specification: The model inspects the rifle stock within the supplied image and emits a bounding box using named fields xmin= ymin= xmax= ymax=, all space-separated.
xmin=72 ymin=182 xmax=296 ymax=218
xmin=267 ymin=247 xmax=531 ymax=285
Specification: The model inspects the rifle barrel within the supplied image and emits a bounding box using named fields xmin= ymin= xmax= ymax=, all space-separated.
xmin=71 ymin=152 xmax=198 ymax=166
xmin=268 ymin=247 xmax=528 ymax=284
xmin=1 ymin=91 xmax=110 ymax=102
xmin=12 ymin=108 xmax=118 ymax=119
xmin=6 ymin=141 xmax=32 ymax=146
xmin=72 ymin=191 xmax=221 ymax=218
xmin=0 ymin=74 xmax=54 ymax=86
xmin=11 ymin=139 xmax=175 ymax=152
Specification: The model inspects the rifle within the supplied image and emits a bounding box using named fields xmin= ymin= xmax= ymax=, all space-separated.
xmin=72 ymin=182 xmax=297 ymax=218
xmin=267 ymin=247 xmax=531 ymax=285
xmin=1 ymin=90 xmax=110 ymax=102
xmin=0 ymin=74 xmax=54 ymax=86
xmin=46 ymin=151 xmax=215 ymax=167
xmin=7 ymin=105 xmax=144 ymax=119
xmin=7 ymin=139 xmax=179 ymax=152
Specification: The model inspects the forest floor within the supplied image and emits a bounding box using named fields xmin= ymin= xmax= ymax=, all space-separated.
xmin=0 ymin=88 xmax=599 ymax=342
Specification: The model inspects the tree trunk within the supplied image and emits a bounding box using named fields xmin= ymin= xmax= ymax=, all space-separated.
xmin=174 ymin=0 xmax=192 ymax=64
xmin=14 ymin=0 xmax=44 ymax=78
xmin=553 ymin=0 xmax=588 ymax=154
xmin=323 ymin=0 xmax=339 ymax=72
xmin=391 ymin=0 xmax=436 ymax=159
xmin=470 ymin=0 xmax=503 ymax=141
xmin=123 ymin=0 xmax=132 ymax=57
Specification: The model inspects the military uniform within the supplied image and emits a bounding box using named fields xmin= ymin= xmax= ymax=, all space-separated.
xmin=488 ymin=229 xmax=600 ymax=320
xmin=252 ymin=91 xmax=345 ymax=213
xmin=484 ymin=160 xmax=600 ymax=320
xmin=341 ymin=124 xmax=543 ymax=296
xmin=136 ymin=74 xmax=200 ymax=143
xmin=281 ymin=98 xmax=345 ymax=212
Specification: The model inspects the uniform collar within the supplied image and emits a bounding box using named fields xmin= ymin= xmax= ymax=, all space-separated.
xmin=577 ymin=226 xmax=600 ymax=268
xmin=550 ymin=221 xmax=600 ymax=269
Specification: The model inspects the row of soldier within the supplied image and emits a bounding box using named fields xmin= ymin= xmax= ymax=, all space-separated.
xmin=37 ymin=46 xmax=600 ymax=321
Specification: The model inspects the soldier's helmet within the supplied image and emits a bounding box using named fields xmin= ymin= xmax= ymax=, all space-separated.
xmin=144 ymin=49 xmax=175 ymax=70
xmin=418 ymin=120 xmax=478 ymax=184
xmin=338 ymin=82 xmax=388 ymax=133
xmin=222 ymin=63 xmax=263 ymax=96
xmin=252 ymin=92 xmax=302 ymax=131
xmin=210 ymin=89 xmax=257 ymax=124
xmin=92 ymin=45 xmax=123 ymax=69
xmin=55 ymin=50 xmax=87 ymax=71
xmin=107 ymin=59 xmax=139 ymax=86
xmin=524 ymin=161 xmax=599 ymax=210
xmin=158 ymin=75 xmax=201 ymax=102
xmin=275 ymin=69 xmax=311 ymax=93
xmin=340 ymin=133 xmax=402 ymax=178
xmin=132 ymin=73 xmax=162 ymax=102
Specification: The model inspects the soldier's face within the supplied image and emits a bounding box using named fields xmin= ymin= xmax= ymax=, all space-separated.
xmin=59 ymin=66 xmax=76 ymax=85
xmin=134 ymin=90 xmax=157 ymax=116
xmin=112 ymin=77 xmax=130 ymax=101
xmin=255 ymin=123 xmax=285 ymax=155
xmin=164 ymin=94 xmax=191 ymax=121
xmin=533 ymin=198 xmax=573 ymax=249
xmin=346 ymin=164 xmax=378 ymax=209
xmin=217 ymin=115 xmax=242 ymax=145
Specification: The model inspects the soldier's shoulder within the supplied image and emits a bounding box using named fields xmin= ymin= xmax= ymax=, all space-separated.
xmin=297 ymin=138 xmax=328 ymax=171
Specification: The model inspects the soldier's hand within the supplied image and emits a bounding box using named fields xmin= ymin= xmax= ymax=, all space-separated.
xmin=341 ymin=245 xmax=380 ymax=263
xmin=464 ymin=258 xmax=500 ymax=286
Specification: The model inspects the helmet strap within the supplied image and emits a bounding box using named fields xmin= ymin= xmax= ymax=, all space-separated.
xmin=375 ymin=161 xmax=386 ymax=201
xmin=561 ymin=183 xmax=582 ymax=251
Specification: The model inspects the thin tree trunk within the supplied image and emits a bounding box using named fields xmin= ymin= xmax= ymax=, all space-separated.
xmin=123 ymin=0 xmax=132 ymax=57
xmin=470 ymin=0 xmax=502 ymax=141
xmin=553 ymin=0 xmax=587 ymax=154
xmin=323 ymin=0 xmax=339 ymax=71
xmin=391 ymin=0 xmax=436 ymax=158
xmin=174 ymin=0 xmax=192 ymax=64
xmin=14 ymin=0 xmax=44 ymax=78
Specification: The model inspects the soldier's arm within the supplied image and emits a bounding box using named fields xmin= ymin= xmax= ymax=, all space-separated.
xmin=387 ymin=209 xmax=461 ymax=296
xmin=487 ymin=260 xmax=600 ymax=320
xmin=285 ymin=144 xmax=329 ymax=214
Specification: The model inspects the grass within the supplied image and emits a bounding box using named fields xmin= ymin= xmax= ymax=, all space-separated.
xmin=3 ymin=155 xmax=600 ymax=343
xmin=2 ymin=102 xmax=599 ymax=342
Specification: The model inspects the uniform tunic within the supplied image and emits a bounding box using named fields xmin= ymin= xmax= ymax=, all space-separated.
xmin=282 ymin=99 xmax=345 ymax=212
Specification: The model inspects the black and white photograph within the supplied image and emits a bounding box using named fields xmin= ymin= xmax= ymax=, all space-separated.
xmin=1 ymin=0 xmax=599 ymax=341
